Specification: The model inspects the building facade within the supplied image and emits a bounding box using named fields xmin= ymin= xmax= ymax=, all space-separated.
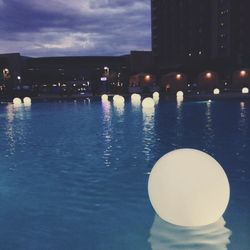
xmin=151 ymin=0 xmax=250 ymax=73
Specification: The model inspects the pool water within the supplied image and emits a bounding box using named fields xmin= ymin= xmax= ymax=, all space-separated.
xmin=0 ymin=99 xmax=249 ymax=250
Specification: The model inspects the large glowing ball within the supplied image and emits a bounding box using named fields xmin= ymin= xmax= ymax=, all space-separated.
xmin=13 ymin=97 xmax=22 ymax=107
xmin=142 ymin=97 xmax=155 ymax=109
xmin=148 ymin=149 xmax=230 ymax=227
xmin=176 ymin=91 xmax=184 ymax=98
xmin=213 ymin=88 xmax=220 ymax=95
xmin=153 ymin=92 xmax=160 ymax=99
xmin=242 ymin=87 xmax=249 ymax=94
xmin=101 ymin=94 xmax=108 ymax=101
xmin=23 ymin=97 xmax=32 ymax=106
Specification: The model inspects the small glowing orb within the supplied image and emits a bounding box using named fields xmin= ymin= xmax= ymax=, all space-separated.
xmin=23 ymin=97 xmax=32 ymax=106
xmin=101 ymin=94 xmax=108 ymax=101
xmin=176 ymin=91 xmax=184 ymax=98
xmin=13 ymin=97 xmax=22 ymax=107
xmin=142 ymin=97 xmax=155 ymax=109
xmin=148 ymin=149 xmax=230 ymax=227
xmin=153 ymin=92 xmax=160 ymax=99
xmin=242 ymin=87 xmax=249 ymax=94
xmin=114 ymin=95 xmax=125 ymax=105
xmin=131 ymin=93 xmax=141 ymax=102
xmin=213 ymin=88 xmax=220 ymax=95
xmin=113 ymin=95 xmax=120 ymax=102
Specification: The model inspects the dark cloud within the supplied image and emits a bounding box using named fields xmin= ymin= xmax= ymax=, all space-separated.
xmin=0 ymin=0 xmax=151 ymax=57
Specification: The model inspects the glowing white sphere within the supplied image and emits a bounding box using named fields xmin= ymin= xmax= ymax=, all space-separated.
xmin=153 ymin=92 xmax=160 ymax=99
xmin=242 ymin=87 xmax=249 ymax=94
xmin=148 ymin=149 xmax=230 ymax=227
xmin=213 ymin=88 xmax=220 ymax=95
xmin=101 ymin=94 xmax=108 ymax=101
xmin=142 ymin=97 xmax=155 ymax=109
xmin=113 ymin=95 xmax=120 ymax=102
xmin=131 ymin=93 xmax=141 ymax=102
xmin=23 ymin=97 xmax=32 ymax=106
xmin=13 ymin=97 xmax=22 ymax=106
xmin=176 ymin=91 xmax=184 ymax=98
xmin=114 ymin=95 xmax=125 ymax=105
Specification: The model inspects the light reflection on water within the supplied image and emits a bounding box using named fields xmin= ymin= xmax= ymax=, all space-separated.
xmin=142 ymin=107 xmax=155 ymax=161
xmin=149 ymin=215 xmax=231 ymax=250
xmin=101 ymin=101 xmax=112 ymax=167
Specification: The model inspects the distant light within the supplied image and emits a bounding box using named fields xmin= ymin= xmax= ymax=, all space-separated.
xmin=17 ymin=76 xmax=21 ymax=80
xmin=240 ymin=70 xmax=247 ymax=77
xmin=206 ymin=72 xmax=212 ymax=78
xmin=242 ymin=87 xmax=249 ymax=94
xmin=208 ymin=100 xmax=212 ymax=103
xmin=153 ymin=92 xmax=160 ymax=99
xmin=13 ymin=97 xmax=22 ymax=107
xmin=142 ymin=97 xmax=155 ymax=109
xmin=176 ymin=74 xmax=182 ymax=80
xmin=188 ymin=53 xmax=192 ymax=57
xmin=199 ymin=51 xmax=202 ymax=55
xmin=176 ymin=91 xmax=184 ymax=98
xmin=213 ymin=88 xmax=220 ymax=95
xmin=148 ymin=149 xmax=230 ymax=226
xmin=101 ymin=94 xmax=108 ymax=101
xmin=145 ymin=75 xmax=151 ymax=81
xmin=101 ymin=77 xmax=107 ymax=81
xmin=23 ymin=97 xmax=32 ymax=106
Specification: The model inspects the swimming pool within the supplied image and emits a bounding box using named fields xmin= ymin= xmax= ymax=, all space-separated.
xmin=0 ymin=98 xmax=249 ymax=249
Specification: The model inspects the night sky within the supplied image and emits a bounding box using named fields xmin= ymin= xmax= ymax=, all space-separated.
xmin=0 ymin=0 xmax=151 ymax=57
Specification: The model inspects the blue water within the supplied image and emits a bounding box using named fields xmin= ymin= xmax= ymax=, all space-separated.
xmin=0 ymin=99 xmax=249 ymax=250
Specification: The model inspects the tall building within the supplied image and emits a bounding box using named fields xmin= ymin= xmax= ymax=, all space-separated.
xmin=151 ymin=0 xmax=250 ymax=73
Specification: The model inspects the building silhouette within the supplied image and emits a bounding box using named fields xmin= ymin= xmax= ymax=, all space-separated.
xmin=151 ymin=0 xmax=250 ymax=73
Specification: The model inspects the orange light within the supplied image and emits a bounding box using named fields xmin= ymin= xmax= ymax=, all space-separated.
xmin=240 ymin=70 xmax=247 ymax=77
xmin=176 ymin=74 xmax=182 ymax=80
xmin=206 ymin=72 xmax=212 ymax=78
xmin=145 ymin=75 xmax=151 ymax=80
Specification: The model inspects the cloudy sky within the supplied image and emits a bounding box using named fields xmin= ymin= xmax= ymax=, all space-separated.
xmin=0 ymin=0 xmax=151 ymax=57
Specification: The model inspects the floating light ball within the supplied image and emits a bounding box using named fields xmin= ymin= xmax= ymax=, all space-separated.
xmin=242 ymin=87 xmax=249 ymax=94
xmin=153 ymin=92 xmax=160 ymax=99
xmin=113 ymin=95 xmax=120 ymax=102
xmin=176 ymin=91 xmax=184 ymax=98
xmin=213 ymin=88 xmax=220 ymax=95
xmin=114 ymin=95 xmax=125 ymax=105
xmin=142 ymin=97 xmax=155 ymax=109
xmin=13 ymin=97 xmax=22 ymax=107
xmin=148 ymin=149 xmax=230 ymax=227
xmin=101 ymin=94 xmax=108 ymax=101
xmin=131 ymin=93 xmax=141 ymax=102
xmin=23 ymin=97 xmax=32 ymax=106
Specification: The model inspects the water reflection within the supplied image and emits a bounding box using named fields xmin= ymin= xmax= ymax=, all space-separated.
xmin=149 ymin=215 xmax=231 ymax=250
xmin=202 ymin=100 xmax=215 ymax=151
xmin=5 ymin=104 xmax=31 ymax=156
xmin=101 ymin=101 xmax=113 ymax=167
xmin=176 ymin=96 xmax=184 ymax=108
xmin=113 ymin=102 xmax=124 ymax=116
xmin=238 ymin=102 xmax=247 ymax=133
xmin=142 ymin=108 xmax=155 ymax=161
xmin=176 ymin=97 xmax=184 ymax=146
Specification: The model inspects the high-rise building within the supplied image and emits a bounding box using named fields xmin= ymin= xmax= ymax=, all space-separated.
xmin=151 ymin=0 xmax=250 ymax=73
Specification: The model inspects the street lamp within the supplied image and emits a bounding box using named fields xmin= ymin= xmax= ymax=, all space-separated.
xmin=240 ymin=70 xmax=247 ymax=77
xmin=206 ymin=72 xmax=212 ymax=79
xmin=176 ymin=74 xmax=182 ymax=80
